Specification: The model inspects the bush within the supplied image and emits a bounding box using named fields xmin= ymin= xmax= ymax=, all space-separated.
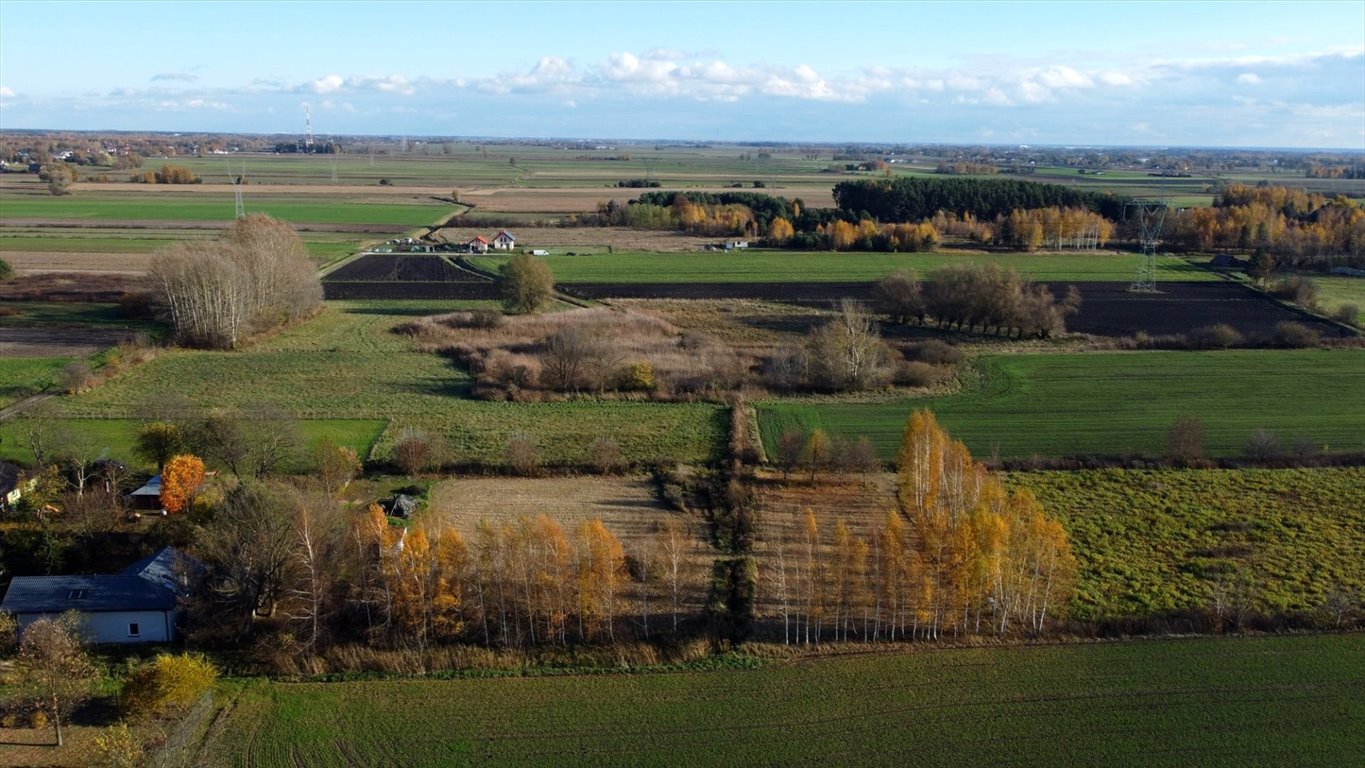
xmin=121 ymin=653 xmax=218 ymax=720
xmin=95 ymin=722 xmax=145 ymax=768
xmin=1332 ymin=303 xmax=1360 ymax=327
xmin=1244 ymin=428 xmax=1282 ymax=461
xmin=589 ymin=437 xmax=625 ymax=474
xmin=1270 ymin=276 xmax=1320 ymax=307
xmin=60 ymin=360 xmax=96 ymax=394
xmin=1272 ymin=321 xmax=1321 ymax=348
xmin=0 ymin=256 xmax=12 ymax=281
xmin=1166 ymin=415 xmax=1206 ymax=461
xmin=1188 ymin=324 xmax=1243 ymax=350
xmin=620 ymin=361 xmax=656 ymax=391
xmin=391 ymin=429 xmax=432 ymax=475
xmin=29 ymin=709 xmax=48 ymax=729
xmin=895 ymin=360 xmax=945 ymax=388
xmin=902 ymin=339 xmax=963 ymax=365
xmin=505 ymin=432 xmax=541 ymax=476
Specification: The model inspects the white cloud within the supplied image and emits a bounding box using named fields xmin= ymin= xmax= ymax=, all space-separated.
xmin=0 ymin=86 xmax=14 ymax=98
xmin=1237 ymin=72 xmax=1263 ymax=84
xmin=151 ymin=72 xmax=199 ymax=83
xmin=309 ymin=75 xmax=344 ymax=94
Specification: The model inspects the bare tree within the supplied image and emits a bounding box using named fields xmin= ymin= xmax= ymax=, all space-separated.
xmin=151 ymin=214 xmax=321 ymax=349
xmin=775 ymin=429 xmax=806 ymax=482
xmin=1166 ymin=415 xmax=1206 ymax=462
xmin=16 ymin=614 xmax=96 ymax=747
xmin=197 ymin=482 xmax=297 ymax=638
xmin=391 ymin=429 xmax=433 ymax=476
xmin=804 ymin=300 xmax=894 ymax=391
xmin=657 ymin=517 xmax=693 ymax=634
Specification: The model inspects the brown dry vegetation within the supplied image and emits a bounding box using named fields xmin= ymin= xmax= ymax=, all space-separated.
xmin=399 ymin=306 xmax=754 ymax=400
xmin=0 ymin=272 xmax=152 ymax=301
xmin=0 ymin=250 xmax=151 ymax=274
xmin=611 ymin=299 xmax=834 ymax=346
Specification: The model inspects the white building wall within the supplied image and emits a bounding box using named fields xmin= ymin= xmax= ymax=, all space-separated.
xmin=18 ymin=610 xmax=174 ymax=644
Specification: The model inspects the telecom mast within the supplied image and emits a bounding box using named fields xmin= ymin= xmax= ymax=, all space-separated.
xmin=304 ymin=104 xmax=314 ymax=151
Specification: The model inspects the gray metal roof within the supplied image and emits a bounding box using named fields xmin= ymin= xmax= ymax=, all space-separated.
xmin=1 ymin=574 xmax=177 ymax=614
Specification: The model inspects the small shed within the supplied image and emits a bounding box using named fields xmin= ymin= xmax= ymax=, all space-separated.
xmin=128 ymin=475 xmax=164 ymax=512
xmin=388 ymin=494 xmax=418 ymax=519
xmin=491 ymin=230 xmax=517 ymax=251
xmin=467 ymin=236 xmax=490 ymax=254
xmin=1 ymin=461 xmax=24 ymax=510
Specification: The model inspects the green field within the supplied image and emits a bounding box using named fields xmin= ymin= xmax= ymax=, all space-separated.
xmin=3 ymin=301 xmax=723 ymax=468
xmin=1010 ymin=467 xmax=1365 ymax=620
xmin=0 ymin=357 xmax=68 ymax=408
xmin=472 ymin=250 xmax=1214 ymax=283
xmin=1306 ymin=274 xmax=1365 ymax=325
xmin=0 ymin=195 xmax=454 ymax=228
xmin=199 ymin=634 xmax=1365 ymax=767
xmin=758 ymin=349 xmax=1365 ymax=460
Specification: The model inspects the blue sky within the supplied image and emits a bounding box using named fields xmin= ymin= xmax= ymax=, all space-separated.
xmin=1 ymin=0 xmax=1362 ymax=148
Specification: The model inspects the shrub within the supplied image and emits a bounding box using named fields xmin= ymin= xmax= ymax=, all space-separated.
xmin=1270 ymin=276 xmax=1320 ymax=307
xmin=1272 ymin=321 xmax=1321 ymax=348
xmin=391 ymin=429 xmax=432 ymax=475
xmin=121 ymin=653 xmax=219 ymax=720
xmin=95 ymin=722 xmax=145 ymax=768
xmin=1332 ymin=303 xmax=1360 ymax=327
xmin=505 ymin=432 xmax=541 ymax=476
xmin=1244 ymin=428 xmax=1282 ymax=461
xmin=59 ymin=360 xmax=96 ymax=394
xmin=0 ymin=256 xmax=12 ymax=281
xmin=1187 ymin=324 xmax=1243 ymax=350
xmin=903 ymin=339 xmax=963 ymax=365
xmin=589 ymin=437 xmax=625 ymax=474
xmin=895 ymin=360 xmax=945 ymax=388
xmin=29 ymin=709 xmax=48 ymax=729
xmin=620 ymin=361 xmax=656 ymax=391
xmin=1166 ymin=415 xmax=1206 ymax=461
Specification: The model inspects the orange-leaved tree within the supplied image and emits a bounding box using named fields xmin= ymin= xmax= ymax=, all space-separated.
xmin=160 ymin=454 xmax=206 ymax=514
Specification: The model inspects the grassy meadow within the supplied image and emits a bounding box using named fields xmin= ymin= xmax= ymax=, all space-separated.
xmin=198 ymin=633 xmax=1365 ymax=768
xmin=1 ymin=300 xmax=724 ymax=468
xmin=471 ymin=250 xmax=1214 ymax=283
xmin=1009 ymin=467 xmax=1365 ymax=620
xmin=758 ymin=349 xmax=1365 ymax=461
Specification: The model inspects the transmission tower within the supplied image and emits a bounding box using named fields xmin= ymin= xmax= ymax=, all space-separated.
xmin=304 ymin=104 xmax=314 ymax=151
xmin=1127 ymin=199 xmax=1167 ymax=292
xmin=233 ymin=161 xmax=246 ymax=220
xmin=331 ymin=155 xmax=338 ymax=183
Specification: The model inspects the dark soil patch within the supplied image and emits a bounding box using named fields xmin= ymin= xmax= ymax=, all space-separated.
xmin=0 ymin=272 xmax=153 ymax=302
xmin=326 ymin=254 xmax=487 ymax=283
xmin=563 ymin=281 xmax=1347 ymax=338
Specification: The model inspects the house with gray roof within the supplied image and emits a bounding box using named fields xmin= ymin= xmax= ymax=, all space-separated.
xmin=1 ymin=547 xmax=200 ymax=644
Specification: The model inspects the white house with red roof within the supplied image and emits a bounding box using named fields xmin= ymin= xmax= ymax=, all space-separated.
xmin=467 ymin=235 xmax=490 ymax=253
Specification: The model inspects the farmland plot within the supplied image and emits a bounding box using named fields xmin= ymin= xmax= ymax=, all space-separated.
xmin=758 ymin=349 xmax=1365 ymax=460
xmin=198 ymin=633 xmax=1365 ymax=768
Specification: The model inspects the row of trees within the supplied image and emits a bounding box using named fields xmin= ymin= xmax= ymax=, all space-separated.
xmin=186 ymin=476 xmax=698 ymax=653
xmin=130 ymin=164 xmax=200 ymax=184
xmin=873 ymin=266 xmax=1081 ymax=338
xmin=765 ymin=410 xmax=1076 ymax=643
xmin=150 ymin=214 xmax=321 ymax=349
xmin=1168 ymin=185 xmax=1364 ymax=268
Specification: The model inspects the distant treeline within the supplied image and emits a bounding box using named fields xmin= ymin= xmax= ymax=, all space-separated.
xmin=833 ymin=177 xmax=1128 ymax=222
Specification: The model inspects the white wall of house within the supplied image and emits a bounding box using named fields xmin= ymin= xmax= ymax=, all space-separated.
xmin=17 ymin=609 xmax=175 ymax=644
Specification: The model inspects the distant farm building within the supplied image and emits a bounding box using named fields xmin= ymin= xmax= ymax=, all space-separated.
xmin=492 ymin=230 xmax=517 ymax=251
xmin=128 ymin=475 xmax=165 ymax=513
xmin=0 ymin=548 xmax=201 ymax=644
xmin=467 ymin=236 xmax=490 ymax=254
xmin=1 ymin=461 xmax=30 ymax=510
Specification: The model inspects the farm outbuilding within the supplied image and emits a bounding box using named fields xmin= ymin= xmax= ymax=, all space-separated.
xmin=389 ymin=494 xmax=417 ymax=519
xmin=1 ymin=461 xmax=28 ymax=510
xmin=128 ymin=474 xmax=165 ymax=512
xmin=0 ymin=547 xmax=201 ymax=644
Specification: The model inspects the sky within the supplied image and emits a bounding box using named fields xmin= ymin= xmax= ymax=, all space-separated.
xmin=1 ymin=0 xmax=1363 ymax=149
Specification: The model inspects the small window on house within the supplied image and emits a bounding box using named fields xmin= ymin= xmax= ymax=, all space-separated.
xmin=68 ymin=589 xmax=87 ymax=600
xmin=128 ymin=623 xmax=140 ymax=637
